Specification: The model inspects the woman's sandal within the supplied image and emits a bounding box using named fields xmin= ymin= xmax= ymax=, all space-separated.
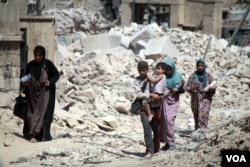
xmin=30 ymin=138 xmax=37 ymax=143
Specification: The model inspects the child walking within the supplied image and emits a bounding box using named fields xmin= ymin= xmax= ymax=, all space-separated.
xmin=133 ymin=61 xmax=163 ymax=158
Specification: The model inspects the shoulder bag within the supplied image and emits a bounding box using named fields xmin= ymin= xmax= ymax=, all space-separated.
xmin=13 ymin=84 xmax=27 ymax=120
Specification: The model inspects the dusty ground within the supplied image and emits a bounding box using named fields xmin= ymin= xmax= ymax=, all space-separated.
xmin=1 ymin=106 xmax=250 ymax=167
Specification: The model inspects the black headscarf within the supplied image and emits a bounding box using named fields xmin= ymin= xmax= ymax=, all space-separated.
xmin=30 ymin=45 xmax=46 ymax=80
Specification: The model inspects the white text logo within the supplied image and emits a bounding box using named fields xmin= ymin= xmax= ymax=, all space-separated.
xmin=226 ymin=155 xmax=247 ymax=162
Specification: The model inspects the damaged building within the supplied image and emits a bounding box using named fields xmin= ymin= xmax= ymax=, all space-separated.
xmin=222 ymin=0 xmax=250 ymax=46
xmin=121 ymin=0 xmax=223 ymax=39
xmin=0 ymin=0 xmax=56 ymax=92
xmin=0 ymin=0 xmax=249 ymax=93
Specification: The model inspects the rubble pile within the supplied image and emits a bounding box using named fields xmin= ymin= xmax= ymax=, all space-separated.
xmin=43 ymin=7 xmax=113 ymax=35
xmin=1 ymin=7 xmax=250 ymax=167
xmin=50 ymin=24 xmax=250 ymax=162
xmin=57 ymin=47 xmax=136 ymax=115
xmin=56 ymin=23 xmax=250 ymax=120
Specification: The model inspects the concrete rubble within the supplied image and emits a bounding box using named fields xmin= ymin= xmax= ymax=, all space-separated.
xmin=56 ymin=22 xmax=250 ymax=119
xmin=1 ymin=7 xmax=250 ymax=167
xmin=43 ymin=7 xmax=113 ymax=35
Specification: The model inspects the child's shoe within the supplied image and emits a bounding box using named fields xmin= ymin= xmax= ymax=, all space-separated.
xmin=144 ymin=151 xmax=152 ymax=159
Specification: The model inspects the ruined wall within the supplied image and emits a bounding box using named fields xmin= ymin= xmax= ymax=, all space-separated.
xmin=120 ymin=1 xmax=132 ymax=25
xmin=0 ymin=0 xmax=21 ymax=92
xmin=0 ymin=2 xmax=56 ymax=93
xmin=0 ymin=41 xmax=21 ymax=92
xmin=19 ymin=17 xmax=57 ymax=63
xmin=19 ymin=0 xmax=70 ymax=16
xmin=121 ymin=0 xmax=185 ymax=26
xmin=0 ymin=0 xmax=19 ymax=35
xmin=19 ymin=0 xmax=103 ymax=16
xmin=73 ymin=0 xmax=103 ymax=10
xmin=121 ymin=0 xmax=222 ymax=38
xmin=212 ymin=2 xmax=223 ymax=39
xmin=184 ymin=0 xmax=222 ymax=38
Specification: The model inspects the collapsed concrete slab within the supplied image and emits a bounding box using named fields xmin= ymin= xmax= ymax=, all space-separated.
xmin=121 ymin=23 xmax=159 ymax=49
xmin=81 ymin=34 xmax=121 ymax=53
xmin=134 ymin=39 xmax=148 ymax=54
xmin=144 ymin=36 xmax=180 ymax=60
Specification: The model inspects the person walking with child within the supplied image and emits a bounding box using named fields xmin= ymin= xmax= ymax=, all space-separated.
xmin=133 ymin=61 xmax=162 ymax=158
xmin=185 ymin=58 xmax=216 ymax=130
xmin=160 ymin=58 xmax=185 ymax=151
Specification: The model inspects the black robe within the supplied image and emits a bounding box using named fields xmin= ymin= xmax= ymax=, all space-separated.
xmin=23 ymin=59 xmax=60 ymax=141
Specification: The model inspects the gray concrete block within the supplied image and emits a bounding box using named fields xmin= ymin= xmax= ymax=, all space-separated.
xmin=109 ymin=35 xmax=121 ymax=48
xmin=81 ymin=34 xmax=121 ymax=53
xmin=144 ymin=36 xmax=179 ymax=60
xmin=134 ymin=40 xmax=148 ymax=54
xmin=121 ymin=24 xmax=156 ymax=48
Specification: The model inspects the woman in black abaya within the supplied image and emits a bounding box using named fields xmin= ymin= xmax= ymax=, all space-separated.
xmin=22 ymin=45 xmax=60 ymax=142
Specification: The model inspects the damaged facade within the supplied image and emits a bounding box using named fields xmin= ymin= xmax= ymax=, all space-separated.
xmin=222 ymin=0 xmax=250 ymax=46
xmin=121 ymin=0 xmax=223 ymax=38
xmin=0 ymin=0 xmax=249 ymax=93
xmin=0 ymin=0 xmax=56 ymax=92
xmin=0 ymin=1 xmax=22 ymax=92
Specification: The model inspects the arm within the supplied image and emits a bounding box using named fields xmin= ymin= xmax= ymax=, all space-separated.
xmin=46 ymin=60 xmax=60 ymax=87
xmin=206 ymin=73 xmax=216 ymax=95
xmin=185 ymin=74 xmax=195 ymax=93
xmin=24 ymin=62 xmax=31 ymax=75
xmin=22 ymin=62 xmax=32 ymax=87
xmin=147 ymin=74 xmax=163 ymax=84
xmin=177 ymin=80 xmax=186 ymax=94
xmin=134 ymin=78 xmax=150 ymax=100
xmin=162 ymin=87 xmax=171 ymax=97
xmin=150 ymin=93 xmax=161 ymax=102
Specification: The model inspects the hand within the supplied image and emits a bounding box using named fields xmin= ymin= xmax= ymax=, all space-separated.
xmin=172 ymin=88 xmax=178 ymax=93
xmin=150 ymin=93 xmax=161 ymax=102
xmin=147 ymin=74 xmax=152 ymax=80
xmin=44 ymin=81 xmax=50 ymax=88
xmin=149 ymin=97 xmax=155 ymax=103
xmin=208 ymin=87 xmax=215 ymax=92
xmin=191 ymin=83 xmax=196 ymax=91
xmin=23 ymin=80 xmax=30 ymax=86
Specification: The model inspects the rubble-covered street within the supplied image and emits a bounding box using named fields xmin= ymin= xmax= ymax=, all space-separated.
xmin=0 ymin=6 xmax=250 ymax=167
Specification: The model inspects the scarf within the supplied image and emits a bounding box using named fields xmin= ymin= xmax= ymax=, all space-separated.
xmin=30 ymin=45 xmax=46 ymax=80
xmin=164 ymin=58 xmax=183 ymax=89
xmin=30 ymin=59 xmax=46 ymax=80
xmin=194 ymin=58 xmax=207 ymax=88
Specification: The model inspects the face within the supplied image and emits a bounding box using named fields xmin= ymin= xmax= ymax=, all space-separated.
xmin=165 ymin=66 xmax=173 ymax=76
xmin=196 ymin=62 xmax=204 ymax=73
xmin=156 ymin=66 xmax=166 ymax=75
xmin=34 ymin=51 xmax=44 ymax=63
xmin=138 ymin=68 xmax=148 ymax=78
